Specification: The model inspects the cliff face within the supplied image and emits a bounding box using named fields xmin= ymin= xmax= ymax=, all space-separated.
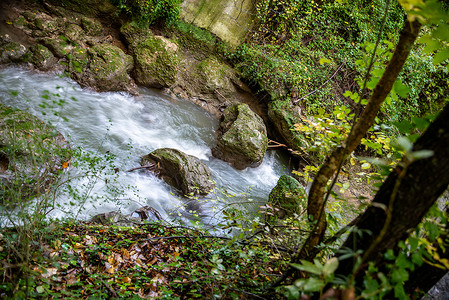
xmin=180 ymin=0 xmax=256 ymax=46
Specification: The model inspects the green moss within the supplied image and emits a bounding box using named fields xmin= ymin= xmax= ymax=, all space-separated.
xmin=81 ymin=16 xmax=103 ymax=36
xmin=133 ymin=34 xmax=179 ymax=87
xmin=268 ymin=175 xmax=306 ymax=219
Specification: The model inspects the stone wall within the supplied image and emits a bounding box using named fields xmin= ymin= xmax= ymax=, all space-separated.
xmin=180 ymin=0 xmax=256 ymax=46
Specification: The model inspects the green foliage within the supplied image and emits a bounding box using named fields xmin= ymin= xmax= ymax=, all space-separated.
xmin=284 ymin=257 xmax=339 ymax=298
xmin=113 ymin=0 xmax=182 ymax=28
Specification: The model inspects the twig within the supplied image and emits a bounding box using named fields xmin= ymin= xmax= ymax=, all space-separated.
xmin=214 ymin=90 xmax=233 ymax=104
xmin=268 ymin=139 xmax=288 ymax=149
xmin=100 ymin=278 xmax=119 ymax=298
xmin=293 ymin=62 xmax=345 ymax=104
xmin=126 ymin=163 xmax=156 ymax=172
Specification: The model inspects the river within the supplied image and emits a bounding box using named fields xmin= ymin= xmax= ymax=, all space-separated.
xmin=0 ymin=66 xmax=290 ymax=226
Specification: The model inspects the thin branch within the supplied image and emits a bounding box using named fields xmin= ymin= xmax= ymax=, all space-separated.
xmin=293 ymin=62 xmax=345 ymax=104
xmin=126 ymin=163 xmax=156 ymax=172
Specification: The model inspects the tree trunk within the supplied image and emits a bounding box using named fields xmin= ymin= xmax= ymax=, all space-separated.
xmin=336 ymin=102 xmax=449 ymax=282
xmin=301 ymin=18 xmax=422 ymax=259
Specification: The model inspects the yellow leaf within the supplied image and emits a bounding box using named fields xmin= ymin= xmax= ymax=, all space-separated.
xmin=121 ymin=276 xmax=132 ymax=283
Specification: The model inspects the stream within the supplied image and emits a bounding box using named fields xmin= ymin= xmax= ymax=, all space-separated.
xmin=0 ymin=66 xmax=290 ymax=225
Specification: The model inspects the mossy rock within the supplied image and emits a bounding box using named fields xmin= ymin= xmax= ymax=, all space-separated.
xmin=64 ymin=23 xmax=86 ymax=45
xmin=81 ymin=16 xmax=103 ymax=36
xmin=198 ymin=56 xmax=235 ymax=96
xmin=120 ymin=22 xmax=152 ymax=47
xmin=38 ymin=36 xmax=71 ymax=58
xmin=0 ymin=38 xmax=29 ymax=64
xmin=133 ymin=34 xmax=180 ymax=88
xmin=120 ymin=22 xmax=179 ymax=88
xmin=212 ymin=103 xmax=268 ymax=170
xmin=268 ymin=100 xmax=310 ymax=152
xmin=0 ymin=104 xmax=71 ymax=204
xmin=30 ymin=44 xmax=58 ymax=70
xmin=69 ymin=44 xmax=134 ymax=93
xmin=268 ymin=175 xmax=307 ymax=219
xmin=141 ymin=148 xmax=215 ymax=197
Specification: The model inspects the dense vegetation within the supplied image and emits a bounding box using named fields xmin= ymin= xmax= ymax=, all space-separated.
xmin=1 ymin=0 xmax=449 ymax=299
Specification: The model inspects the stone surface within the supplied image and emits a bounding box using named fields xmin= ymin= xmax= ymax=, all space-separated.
xmin=0 ymin=35 xmax=29 ymax=63
xmin=212 ymin=103 xmax=268 ymax=170
xmin=268 ymin=175 xmax=307 ymax=219
xmin=121 ymin=23 xmax=179 ymax=89
xmin=70 ymin=44 xmax=135 ymax=93
xmin=268 ymin=100 xmax=309 ymax=153
xmin=180 ymin=0 xmax=256 ymax=46
xmin=30 ymin=43 xmax=57 ymax=70
xmin=141 ymin=148 xmax=215 ymax=197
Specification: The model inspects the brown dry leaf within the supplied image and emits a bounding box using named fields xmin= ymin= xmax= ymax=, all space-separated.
xmin=121 ymin=276 xmax=132 ymax=284
xmin=104 ymin=262 xmax=115 ymax=274
xmin=84 ymin=235 xmax=97 ymax=245
xmin=122 ymin=248 xmax=130 ymax=260
xmin=41 ymin=267 xmax=58 ymax=278
xmin=148 ymin=257 xmax=158 ymax=265
xmin=65 ymin=273 xmax=77 ymax=285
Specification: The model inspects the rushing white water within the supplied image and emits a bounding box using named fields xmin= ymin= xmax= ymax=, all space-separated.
xmin=0 ymin=66 xmax=290 ymax=224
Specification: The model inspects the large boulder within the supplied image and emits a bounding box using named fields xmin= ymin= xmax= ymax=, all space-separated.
xmin=0 ymin=104 xmax=71 ymax=205
xmin=268 ymin=175 xmax=307 ymax=219
xmin=0 ymin=35 xmax=29 ymax=64
xmin=267 ymin=100 xmax=307 ymax=151
xmin=121 ymin=22 xmax=179 ymax=89
xmin=212 ymin=103 xmax=268 ymax=170
xmin=69 ymin=44 xmax=135 ymax=93
xmin=30 ymin=44 xmax=58 ymax=70
xmin=141 ymin=148 xmax=215 ymax=197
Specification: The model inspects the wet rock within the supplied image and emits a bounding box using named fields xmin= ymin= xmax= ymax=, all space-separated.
xmin=268 ymin=175 xmax=307 ymax=219
xmin=37 ymin=36 xmax=71 ymax=58
xmin=69 ymin=44 xmax=135 ymax=93
xmin=267 ymin=100 xmax=306 ymax=152
xmin=89 ymin=206 xmax=163 ymax=225
xmin=121 ymin=22 xmax=179 ymax=88
xmin=64 ymin=23 xmax=85 ymax=44
xmin=212 ymin=103 xmax=268 ymax=170
xmin=141 ymin=148 xmax=215 ymax=197
xmin=30 ymin=44 xmax=58 ymax=70
xmin=0 ymin=35 xmax=29 ymax=64
xmin=80 ymin=16 xmax=103 ymax=36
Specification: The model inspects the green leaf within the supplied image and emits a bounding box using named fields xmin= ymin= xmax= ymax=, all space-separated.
xmin=394 ymin=284 xmax=408 ymax=300
xmin=319 ymin=58 xmax=332 ymax=65
xmin=411 ymin=117 xmax=430 ymax=130
xmin=432 ymin=23 xmax=449 ymax=41
xmin=393 ymin=80 xmax=410 ymax=98
xmin=291 ymin=260 xmax=321 ymax=275
xmin=409 ymin=150 xmax=434 ymax=161
xmin=36 ymin=286 xmax=45 ymax=293
xmin=392 ymin=268 xmax=409 ymax=283
xmin=294 ymin=277 xmax=325 ymax=292
xmin=417 ymin=33 xmax=433 ymax=45
xmin=343 ymin=90 xmax=352 ymax=97
xmin=423 ymin=39 xmax=442 ymax=54
xmin=284 ymin=285 xmax=300 ymax=300
xmin=385 ymin=249 xmax=395 ymax=260
xmin=367 ymin=77 xmax=380 ymax=89
xmin=395 ymin=136 xmax=413 ymax=152
xmin=433 ymin=48 xmax=449 ymax=65
xmin=322 ymin=257 xmax=339 ymax=277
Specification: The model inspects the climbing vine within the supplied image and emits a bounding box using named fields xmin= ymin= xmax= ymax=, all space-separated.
xmin=113 ymin=0 xmax=182 ymax=27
